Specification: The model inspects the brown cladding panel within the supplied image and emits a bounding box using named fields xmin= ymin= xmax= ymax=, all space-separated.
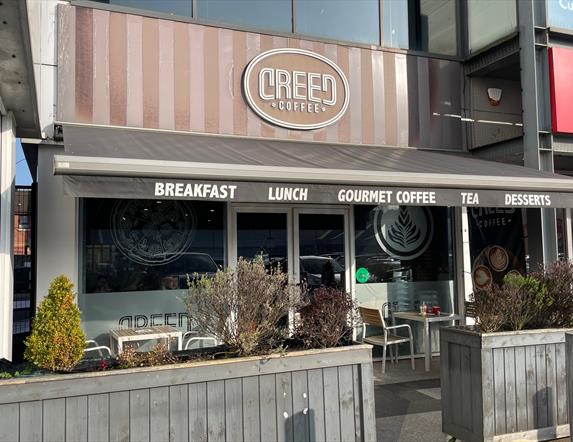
xmin=142 ymin=17 xmax=159 ymax=129
xmin=109 ymin=12 xmax=127 ymax=126
xmin=174 ymin=22 xmax=190 ymax=132
xmin=58 ymin=4 xmax=462 ymax=151
xmin=74 ymin=7 xmax=93 ymax=123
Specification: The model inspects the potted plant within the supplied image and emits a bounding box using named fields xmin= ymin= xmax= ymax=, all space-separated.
xmin=0 ymin=261 xmax=376 ymax=442
xmin=441 ymin=261 xmax=573 ymax=442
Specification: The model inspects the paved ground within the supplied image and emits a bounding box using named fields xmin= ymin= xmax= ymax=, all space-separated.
xmin=373 ymin=358 xmax=571 ymax=442
xmin=374 ymin=357 xmax=450 ymax=442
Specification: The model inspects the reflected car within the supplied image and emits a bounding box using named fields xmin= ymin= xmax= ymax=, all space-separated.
xmin=172 ymin=252 xmax=221 ymax=288
xmin=355 ymin=254 xmax=402 ymax=283
xmin=299 ymin=255 xmax=345 ymax=288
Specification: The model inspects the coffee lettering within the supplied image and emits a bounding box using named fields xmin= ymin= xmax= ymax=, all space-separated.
xmin=396 ymin=191 xmax=436 ymax=205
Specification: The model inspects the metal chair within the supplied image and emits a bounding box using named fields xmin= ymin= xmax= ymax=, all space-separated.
xmin=358 ymin=306 xmax=415 ymax=373
xmin=182 ymin=331 xmax=219 ymax=350
xmin=84 ymin=339 xmax=112 ymax=359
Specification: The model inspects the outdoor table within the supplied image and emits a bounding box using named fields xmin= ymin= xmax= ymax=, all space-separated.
xmin=109 ymin=325 xmax=183 ymax=354
xmin=392 ymin=311 xmax=462 ymax=372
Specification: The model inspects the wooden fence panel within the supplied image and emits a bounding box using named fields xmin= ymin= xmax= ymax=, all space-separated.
xmin=43 ymin=398 xmax=66 ymax=442
xmin=66 ymin=396 xmax=88 ymax=442
xmin=109 ymin=391 xmax=130 ymax=442
xmin=0 ymin=346 xmax=374 ymax=442
xmin=20 ymin=401 xmax=42 ymax=442
xmin=87 ymin=394 xmax=109 ymax=442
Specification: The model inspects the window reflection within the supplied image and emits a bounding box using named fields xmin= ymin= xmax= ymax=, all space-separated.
xmin=468 ymin=0 xmax=516 ymax=53
xmin=384 ymin=0 xmax=409 ymax=49
xmin=354 ymin=205 xmax=454 ymax=311
xmin=410 ymin=0 xmax=458 ymax=55
xmin=296 ymin=0 xmax=380 ymax=45
xmin=83 ymin=199 xmax=224 ymax=293
xmin=237 ymin=212 xmax=288 ymax=272
xmin=94 ymin=0 xmax=192 ymax=17
xmin=298 ymin=214 xmax=345 ymax=290
xmin=197 ymin=0 xmax=291 ymax=33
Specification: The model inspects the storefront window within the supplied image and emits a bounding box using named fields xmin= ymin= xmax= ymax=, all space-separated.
xmin=467 ymin=0 xmax=516 ymax=53
xmin=79 ymin=198 xmax=225 ymax=341
xmin=354 ymin=205 xmax=454 ymax=308
xmin=295 ymin=0 xmax=380 ymax=45
xmin=468 ymin=208 xmax=526 ymax=288
xmin=410 ymin=0 xmax=458 ymax=56
xmin=93 ymin=0 xmax=193 ymax=17
xmin=548 ymin=0 xmax=573 ymax=31
xmin=197 ymin=0 xmax=291 ymax=33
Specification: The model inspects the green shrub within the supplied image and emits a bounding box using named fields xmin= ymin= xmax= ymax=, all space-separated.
xmin=24 ymin=275 xmax=86 ymax=372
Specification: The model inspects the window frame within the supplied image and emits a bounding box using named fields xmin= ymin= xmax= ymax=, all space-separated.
xmin=72 ymin=0 xmax=466 ymax=62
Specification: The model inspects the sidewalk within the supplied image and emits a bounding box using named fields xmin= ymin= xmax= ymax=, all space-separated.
xmin=373 ymin=358 xmax=571 ymax=442
xmin=374 ymin=358 xmax=449 ymax=442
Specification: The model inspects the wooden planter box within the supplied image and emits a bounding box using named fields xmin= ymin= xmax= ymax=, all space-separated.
xmin=0 ymin=344 xmax=376 ymax=442
xmin=567 ymin=333 xmax=573 ymax=440
xmin=441 ymin=326 xmax=571 ymax=442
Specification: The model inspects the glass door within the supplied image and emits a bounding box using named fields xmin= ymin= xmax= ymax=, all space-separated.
xmin=294 ymin=209 xmax=350 ymax=294
xmin=230 ymin=206 xmax=293 ymax=280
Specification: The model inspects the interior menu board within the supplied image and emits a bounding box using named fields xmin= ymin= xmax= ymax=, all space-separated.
xmin=468 ymin=208 xmax=526 ymax=290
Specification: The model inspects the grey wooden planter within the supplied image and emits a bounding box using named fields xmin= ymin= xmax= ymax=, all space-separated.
xmin=567 ymin=333 xmax=573 ymax=440
xmin=441 ymin=326 xmax=571 ymax=442
xmin=0 ymin=344 xmax=376 ymax=442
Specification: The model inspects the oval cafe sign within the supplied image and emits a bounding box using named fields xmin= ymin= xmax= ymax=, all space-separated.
xmin=243 ymin=48 xmax=350 ymax=130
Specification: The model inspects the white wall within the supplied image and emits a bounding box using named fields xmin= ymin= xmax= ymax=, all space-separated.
xmin=36 ymin=145 xmax=77 ymax=304
xmin=0 ymin=112 xmax=16 ymax=360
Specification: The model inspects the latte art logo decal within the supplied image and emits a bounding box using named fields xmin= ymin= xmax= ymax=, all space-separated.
xmin=243 ymin=48 xmax=350 ymax=130
xmin=374 ymin=206 xmax=433 ymax=260
xmin=111 ymin=200 xmax=196 ymax=266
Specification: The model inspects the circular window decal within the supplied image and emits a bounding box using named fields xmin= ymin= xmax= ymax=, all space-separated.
xmin=110 ymin=200 xmax=196 ymax=266
xmin=373 ymin=206 xmax=433 ymax=260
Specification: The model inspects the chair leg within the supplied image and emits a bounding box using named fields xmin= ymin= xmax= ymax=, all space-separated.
xmin=389 ymin=346 xmax=394 ymax=364
xmin=410 ymin=339 xmax=415 ymax=370
xmin=382 ymin=344 xmax=387 ymax=374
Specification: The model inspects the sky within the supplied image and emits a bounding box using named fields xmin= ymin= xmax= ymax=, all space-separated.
xmin=16 ymin=139 xmax=32 ymax=186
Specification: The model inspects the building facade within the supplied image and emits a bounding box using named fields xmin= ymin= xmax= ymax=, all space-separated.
xmin=8 ymin=0 xmax=573 ymax=357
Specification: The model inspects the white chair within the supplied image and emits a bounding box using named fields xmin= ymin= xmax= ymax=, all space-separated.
xmin=359 ymin=306 xmax=415 ymax=373
xmin=182 ymin=331 xmax=219 ymax=350
xmin=84 ymin=339 xmax=112 ymax=359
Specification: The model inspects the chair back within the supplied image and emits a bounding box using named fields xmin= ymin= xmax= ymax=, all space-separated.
xmin=358 ymin=306 xmax=388 ymax=330
xmin=465 ymin=301 xmax=476 ymax=319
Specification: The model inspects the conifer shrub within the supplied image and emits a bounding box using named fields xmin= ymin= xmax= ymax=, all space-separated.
xmin=24 ymin=275 xmax=86 ymax=372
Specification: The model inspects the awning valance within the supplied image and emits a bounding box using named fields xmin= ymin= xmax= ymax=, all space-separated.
xmin=57 ymin=124 xmax=573 ymax=208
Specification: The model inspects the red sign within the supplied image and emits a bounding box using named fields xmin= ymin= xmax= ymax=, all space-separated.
xmin=549 ymin=47 xmax=573 ymax=134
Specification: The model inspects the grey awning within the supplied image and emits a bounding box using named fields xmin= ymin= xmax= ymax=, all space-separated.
xmin=57 ymin=124 xmax=573 ymax=207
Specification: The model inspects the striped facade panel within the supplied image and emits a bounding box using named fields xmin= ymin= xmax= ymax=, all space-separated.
xmin=57 ymin=4 xmax=462 ymax=150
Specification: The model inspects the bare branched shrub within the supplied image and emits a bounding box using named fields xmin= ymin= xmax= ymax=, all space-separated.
xmin=295 ymin=288 xmax=357 ymax=349
xmin=117 ymin=343 xmax=176 ymax=369
xmin=471 ymin=286 xmax=506 ymax=333
xmin=186 ymin=257 xmax=303 ymax=356
xmin=534 ymin=260 xmax=573 ymax=328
